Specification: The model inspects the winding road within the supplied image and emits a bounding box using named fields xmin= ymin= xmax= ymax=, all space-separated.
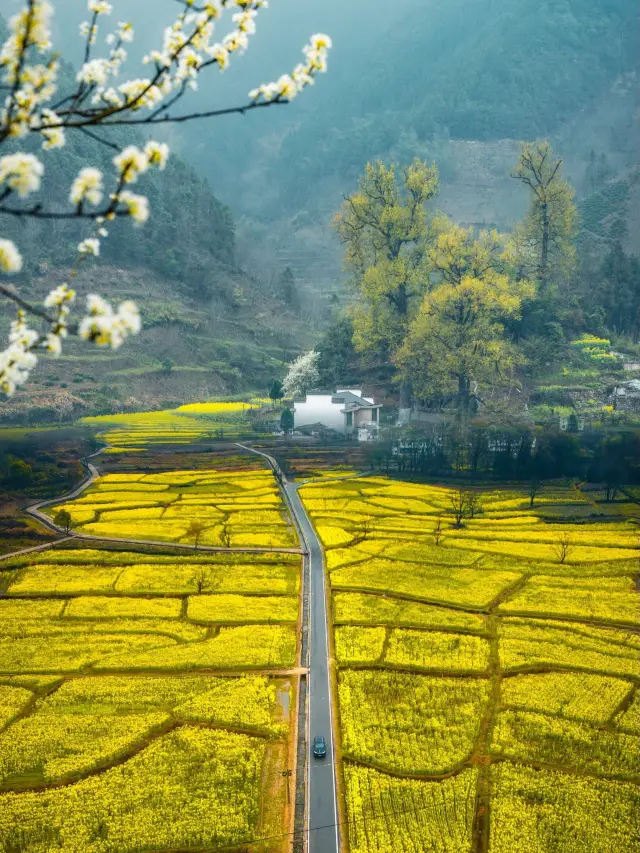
xmin=237 ymin=444 xmax=340 ymax=853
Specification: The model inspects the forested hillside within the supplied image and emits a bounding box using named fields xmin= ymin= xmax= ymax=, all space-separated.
xmin=271 ymin=0 xmax=638 ymax=212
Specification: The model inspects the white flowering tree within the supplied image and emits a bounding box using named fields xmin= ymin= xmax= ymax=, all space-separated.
xmin=0 ymin=0 xmax=332 ymax=397
xmin=282 ymin=349 xmax=320 ymax=398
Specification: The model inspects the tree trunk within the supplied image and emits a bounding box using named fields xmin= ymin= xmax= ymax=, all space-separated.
xmin=400 ymin=380 xmax=412 ymax=409
xmin=398 ymin=380 xmax=412 ymax=425
xmin=540 ymin=201 xmax=550 ymax=289
xmin=458 ymin=375 xmax=471 ymax=414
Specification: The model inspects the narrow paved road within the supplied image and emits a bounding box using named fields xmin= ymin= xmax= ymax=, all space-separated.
xmin=237 ymin=444 xmax=340 ymax=853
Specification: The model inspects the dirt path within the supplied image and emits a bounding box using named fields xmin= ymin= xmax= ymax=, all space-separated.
xmin=0 ymin=537 xmax=74 ymax=563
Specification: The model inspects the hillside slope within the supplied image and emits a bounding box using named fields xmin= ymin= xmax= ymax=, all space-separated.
xmin=0 ymin=14 xmax=317 ymax=422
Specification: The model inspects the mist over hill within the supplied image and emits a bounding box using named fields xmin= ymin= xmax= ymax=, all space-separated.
xmin=181 ymin=0 xmax=639 ymax=284
xmin=1 ymin=0 xmax=638 ymax=422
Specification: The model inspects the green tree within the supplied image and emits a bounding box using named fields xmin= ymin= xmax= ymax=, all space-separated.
xmin=53 ymin=509 xmax=72 ymax=533
xmin=511 ymin=140 xmax=577 ymax=292
xmin=185 ymin=520 xmax=206 ymax=549
xmin=595 ymin=243 xmax=640 ymax=340
xmin=332 ymin=158 xmax=442 ymax=409
xmin=280 ymin=408 xmax=294 ymax=434
xmin=316 ymin=317 xmax=361 ymax=388
xmin=278 ymin=267 xmax=299 ymax=309
xmin=269 ymin=379 xmax=284 ymax=405
xmin=162 ymin=358 xmax=174 ymax=375
xmin=397 ymin=227 xmax=533 ymax=413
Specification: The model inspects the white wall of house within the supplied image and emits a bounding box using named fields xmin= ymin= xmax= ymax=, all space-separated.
xmin=293 ymin=395 xmax=346 ymax=433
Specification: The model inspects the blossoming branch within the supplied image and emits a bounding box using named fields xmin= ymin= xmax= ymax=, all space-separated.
xmin=0 ymin=0 xmax=331 ymax=396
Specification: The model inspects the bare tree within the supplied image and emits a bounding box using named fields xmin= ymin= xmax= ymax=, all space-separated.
xmin=355 ymin=517 xmax=374 ymax=543
xmin=449 ymin=489 xmax=481 ymax=527
xmin=432 ymin=518 xmax=443 ymax=546
xmin=552 ymin=532 xmax=574 ymax=564
xmin=193 ymin=566 xmax=211 ymax=594
xmin=220 ymin=522 xmax=232 ymax=548
xmin=465 ymin=491 xmax=483 ymax=519
xmin=450 ymin=490 xmax=467 ymax=527
xmin=528 ymin=477 xmax=541 ymax=508
xmin=185 ymin=520 xmax=206 ymax=549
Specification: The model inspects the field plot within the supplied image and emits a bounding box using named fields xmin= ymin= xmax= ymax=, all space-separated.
xmin=81 ymin=401 xmax=259 ymax=448
xmin=0 ymin=541 xmax=301 ymax=852
xmin=46 ymin=468 xmax=298 ymax=547
xmin=300 ymin=476 xmax=640 ymax=852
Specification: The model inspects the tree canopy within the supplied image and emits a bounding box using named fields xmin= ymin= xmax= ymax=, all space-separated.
xmin=398 ymin=227 xmax=534 ymax=411
xmin=333 ymin=158 xmax=443 ymax=407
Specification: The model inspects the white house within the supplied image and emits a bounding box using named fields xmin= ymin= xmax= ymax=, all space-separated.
xmin=293 ymin=388 xmax=382 ymax=436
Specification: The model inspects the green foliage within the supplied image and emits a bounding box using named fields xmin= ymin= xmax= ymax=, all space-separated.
xmin=578 ymin=243 xmax=640 ymax=340
xmin=269 ymin=379 xmax=284 ymax=403
xmin=53 ymin=509 xmax=72 ymax=533
xmin=280 ymin=408 xmax=294 ymax=434
xmin=316 ymin=318 xmax=363 ymax=388
xmin=511 ymin=140 xmax=577 ymax=291
xmin=398 ymin=226 xmax=534 ymax=409
xmin=333 ymin=159 xmax=442 ymax=404
xmin=277 ymin=267 xmax=299 ymax=309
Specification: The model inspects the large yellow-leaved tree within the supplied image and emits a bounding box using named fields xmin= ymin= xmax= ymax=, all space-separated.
xmin=332 ymin=158 xmax=442 ymax=410
xmin=397 ymin=226 xmax=534 ymax=413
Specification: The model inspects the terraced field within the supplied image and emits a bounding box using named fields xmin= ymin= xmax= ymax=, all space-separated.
xmin=45 ymin=468 xmax=297 ymax=547
xmin=81 ymin=401 xmax=261 ymax=449
xmin=300 ymin=477 xmax=640 ymax=853
xmin=0 ymin=463 xmax=301 ymax=852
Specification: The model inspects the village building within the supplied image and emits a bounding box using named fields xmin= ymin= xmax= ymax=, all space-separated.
xmin=292 ymin=389 xmax=382 ymax=438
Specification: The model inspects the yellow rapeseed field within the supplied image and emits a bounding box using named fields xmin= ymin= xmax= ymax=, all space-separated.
xmin=300 ymin=475 xmax=640 ymax=851
xmin=1 ymin=456 xmax=301 ymax=852
xmin=47 ymin=468 xmax=298 ymax=548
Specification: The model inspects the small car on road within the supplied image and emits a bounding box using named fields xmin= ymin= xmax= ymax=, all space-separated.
xmin=312 ymin=735 xmax=327 ymax=758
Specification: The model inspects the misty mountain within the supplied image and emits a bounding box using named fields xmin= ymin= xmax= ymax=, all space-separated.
xmin=184 ymin=0 xmax=638 ymax=274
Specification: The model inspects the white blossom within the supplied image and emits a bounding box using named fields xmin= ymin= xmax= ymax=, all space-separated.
xmin=118 ymin=78 xmax=163 ymax=110
xmin=88 ymin=1 xmax=112 ymax=15
xmin=144 ymin=140 xmax=170 ymax=170
xmin=232 ymin=10 xmax=257 ymax=34
xmin=117 ymin=21 xmax=134 ymax=43
xmin=37 ymin=109 xmax=65 ymax=149
xmin=0 ymin=311 xmax=39 ymax=395
xmin=282 ymin=350 xmax=321 ymax=398
xmin=0 ymin=1 xmax=54 ymax=84
xmin=45 ymin=332 xmax=62 ymax=355
xmin=0 ymin=153 xmax=44 ymax=197
xmin=113 ymin=145 xmax=148 ymax=183
xmin=78 ymin=237 xmax=100 ymax=256
xmin=69 ymin=167 xmax=103 ymax=206
xmin=0 ymin=239 xmax=23 ymax=274
xmin=77 ymin=57 xmax=110 ymax=86
xmin=79 ymin=294 xmax=141 ymax=348
xmin=118 ymin=190 xmax=149 ymax=224
xmin=207 ymin=43 xmax=229 ymax=69
xmin=249 ymin=32 xmax=331 ymax=102
xmin=43 ymin=283 xmax=76 ymax=309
